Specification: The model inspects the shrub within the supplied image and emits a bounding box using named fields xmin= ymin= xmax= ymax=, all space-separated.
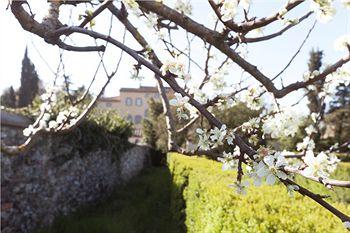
xmin=64 ymin=109 xmax=133 ymax=155
xmin=167 ymin=153 xmax=350 ymax=233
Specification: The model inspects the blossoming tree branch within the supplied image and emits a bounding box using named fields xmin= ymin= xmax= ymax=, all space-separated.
xmin=2 ymin=0 xmax=350 ymax=229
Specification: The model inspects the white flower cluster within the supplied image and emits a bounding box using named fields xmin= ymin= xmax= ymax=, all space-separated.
xmin=174 ymin=0 xmax=192 ymax=15
xmin=53 ymin=106 xmax=79 ymax=128
xmin=240 ymin=87 xmax=262 ymax=110
xmin=277 ymin=7 xmax=300 ymax=26
xmin=196 ymin=124 xmax=232 ymax=150
xmin=303 ymin=70 xmax=320 ymax=82
xmin=241 ymin=117 xmax=260 ymax=134
xmin=334 ymin=34 xmax=350 ymax=52
xmin=22 ymin=103 xmax=80 ymax=137
xmin=297 ymin=136 xmax=316 ymax=151
xmin=262 ymin=111 xmax=301 ymax=139
xmin=156 ymin=28 xmax=168 ymax=40
xmin=145 ymin=12 xmax=158 ymax=28
xmin=161 ymin=55 xmax=186 ymax=77
xmin=249 ymin=152 xmax=289 ymax=186
xmin=341 ymin=0 xmax=350 ymax=8
xmin=305 ymin=124 xmax=317 ymax=136
xmin=192 ymin=88 xmax=208 ymax=105
xmin=344 ymin=221 xmax=350 ymax=230
xmin=169 ymin=93 xmax=194 ymax=120
xmin=214 ymin=0 xmax=250 ymax=21
xmin=217 ymin=146 xmax=240 ymax=171
xmin=301 ymin=151 xmax=340 ymax=178
xmin=215 ymin=96 xmax=236 ymax=111
xmin=196 ymin=128 xmax=211 ymax=150
xmin=309 ymin=0 xmax=335 ymax=23
xmin=323 ymin=64 xmax=350 ymax=93
xmin=210 ymin=124 xmax=227 ymax=147
xmin=209 ymin=71 xmax=227 ymax=93
xmin=122 ymin=0 xmax=139 ymax=10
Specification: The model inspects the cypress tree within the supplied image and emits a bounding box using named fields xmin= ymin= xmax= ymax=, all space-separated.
xmin=17 ymin=47 xmax=39 ymax=107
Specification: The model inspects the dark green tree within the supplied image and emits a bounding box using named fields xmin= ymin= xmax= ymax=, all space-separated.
xmin=329 ymin=83 xmax=350 ymax=112
xmin=0 ymin=86 xmax=17 ymax=108
xmin=17 ymin=47 xmax=40 ymax=107
xmin=307 ymin=49 xmax=324 ymax=114
xmin=326 ymin=84 xmax=350 ymax=146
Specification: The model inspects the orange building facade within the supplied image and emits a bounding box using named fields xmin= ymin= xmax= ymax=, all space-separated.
xmin=97 ymin=86 xmax=174 ymax=141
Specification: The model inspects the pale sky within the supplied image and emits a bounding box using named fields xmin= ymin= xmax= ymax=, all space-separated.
xmin=0 ymin=0 xmax=349 ymax=110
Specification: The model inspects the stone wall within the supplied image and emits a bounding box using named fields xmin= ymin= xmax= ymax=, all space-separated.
xmin=1 ymin=123 xmax=151 ymax=233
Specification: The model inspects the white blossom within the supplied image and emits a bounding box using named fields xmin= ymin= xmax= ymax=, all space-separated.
xmin=255 ymin=152 xmax=288 ymax=185
xmin=185 ymin=103 xmax=199 ymax=119
xmin=334 ymin=34 xmax=350 ymax=52
xmin=209 ymin=72 xmax=227 ymax=92
xmin=122 ymin=0 xmax=139 ymax=10
xmin=344 ymin=221 xmax=350 ymax=230
xmin=196 ymin=128 xmax=212 ymax=150
xmin=170 ymin=93 xmax=193 ymax=120
xmin=174 ymin=0 xmax=192 ymax=15
xmin=210 ymin=124 xmax=227 ymax=147
xmin=341 ymin=0 xmax=350 ymax=8
xmin=263 ymin=111 xmax=301 ymax=138
xmin=56 ymin=110 xmax=69 ymax=124
xmin=302 ymin=151 xmax=330 ymax=178
xmin=38 ymin=119 xmax=47 ymax=129
xmin=48 ymin=120 xmax=58 ymax=129
xmin=156 ymin=28 xmax=168 ymax=40
xmin=220 ymin=0 xmax=238 ymax=21
xmin=145 ymin=12 xmax=158 ymax=28
xmin=305 ymin=124 xmax=317 ymax=135
xmin=191 ymin=88 xmax=208 ymax=104
xmin=23 ymin=124 xmax=35 ymax=137
xmin=218 ymin=150 xmax=238 ymax=171
xmin=170 ymin=93 xmax=189 ymax=107
xmin=327 ymin=154 xmax=340 ymax=173
xmin=226 ymin=131 xmax=235 ymax=145
xmin=240 ymin=87 xmax=262 ymax=110
xmin=310 ymin=0 xmax=335 ymax=23
xmin=69 ymin=106 xmax=79 ymax=118
xmin=241 ymin=117 xmax=260 ymax=134
xmin=311 ymin=112 xmax=318 ymax=123
xmin=278 ymin=8 xmax=288 ymax=17
xmin=161 ymin=56 xmax=186 ymax=77
xmin=239 ymin=0 xmax=250 ymax=10
xmin=297 ymin=136 xmax=315 ymax=151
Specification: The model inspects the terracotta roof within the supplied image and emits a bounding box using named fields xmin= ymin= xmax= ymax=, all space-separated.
xmin=98 ymin=96 xmax=120 ymax=102
xmin=119 ymin=86 xmax=172 ymax=93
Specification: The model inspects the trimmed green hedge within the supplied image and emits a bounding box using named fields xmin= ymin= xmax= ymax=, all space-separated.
xmin=167 ymin=153 xmax=350 ymax=233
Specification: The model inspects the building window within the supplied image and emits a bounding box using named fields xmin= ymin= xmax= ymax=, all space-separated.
xmin=144 ymin=109 xmax=148 ymax=117
xmin=135 ymin=97 xmax=143 ymax=106
xmin=106 ymin=102 xmax=112 ymax=108
xmin=125 ymin=97 xmax=133 ymax=106
xmin=134 ymin=115 xmax=142 ymax=124
xmin=127 ymin=115 xmax=133 ymax=122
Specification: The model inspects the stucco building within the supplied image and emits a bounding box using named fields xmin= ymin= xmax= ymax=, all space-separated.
xmin=97 ymin=86 xmax=173 ymax=140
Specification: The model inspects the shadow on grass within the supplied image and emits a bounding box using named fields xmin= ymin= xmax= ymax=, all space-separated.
xmin=36 ymin=166 xmax=185 ymax=233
